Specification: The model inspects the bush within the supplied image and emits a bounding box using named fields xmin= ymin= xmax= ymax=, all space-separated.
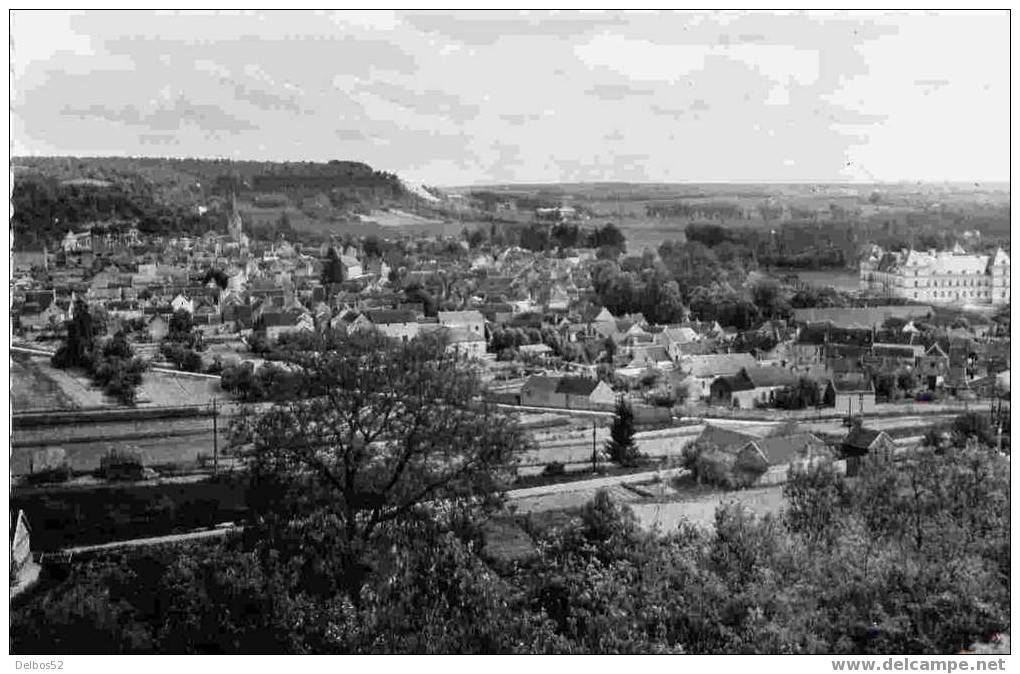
xmin=24 ymin=464 xmax=74 ymax=485
xmin=161 ymin=343 xmax=203 ymax=372
xmin=645 ymin=390 xmax=676 ymax=408
xmin=99 ymin=449 xmax=145 ymax=480
xmin=679 ymin=440 xmax=760 ymax=489
xmin=542 ymin=461 xmax=566 ymax=476
xmin=952 ymin=412 xmax=995 ymax=446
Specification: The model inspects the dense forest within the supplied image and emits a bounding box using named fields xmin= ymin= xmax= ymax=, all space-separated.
xmin=10 ymin=157 xmax=412 ymax=248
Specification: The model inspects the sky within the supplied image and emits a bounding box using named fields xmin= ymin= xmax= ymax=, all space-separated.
xmin=10 ymin=10 xmax=1010 ymax=186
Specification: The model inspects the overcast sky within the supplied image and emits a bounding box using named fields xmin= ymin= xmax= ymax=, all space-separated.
xmin=11 ymin=10 xmax=1009 ymax=186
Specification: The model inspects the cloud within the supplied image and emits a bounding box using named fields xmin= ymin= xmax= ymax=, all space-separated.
xmin=358 ymin=80 xmax=480 ymax=123
xmin=574 ymin=34 xmax=710 ymax=82
xmin=584 ymin=82 xmax=657 ymax=100
xmin=335 ymin=129 xmax=368 ymax=142
xmin=499 ymin=112 xmax=544 ymax=126
xmin=402 ymin=10 xmax=628 ymax=45
xmin=61 ymin=96 xmax=260 ymax=134
xmin=10 ymin=11 xmax=1009 ymax=184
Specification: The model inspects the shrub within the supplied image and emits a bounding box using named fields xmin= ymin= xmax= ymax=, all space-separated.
xmin=24 ymin=464 xmax=74 ymax=485
xmin=542 ymin=461 xmax=566 ymax=476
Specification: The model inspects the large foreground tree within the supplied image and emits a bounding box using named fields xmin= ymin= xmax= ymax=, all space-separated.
xmin=235 ymin=331 xmax=528 ymax=595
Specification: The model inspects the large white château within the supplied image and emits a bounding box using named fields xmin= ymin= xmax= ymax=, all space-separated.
xmin=860 ymin=245 xmax=1010 ymax=306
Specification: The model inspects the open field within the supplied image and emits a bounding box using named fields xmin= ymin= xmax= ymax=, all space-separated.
xmin=22 ymin=357 xmax=110 ymax=409
xmin=11 ymin=354 xmax=229 ymax=411
xmin=11 ymin=355 xmax=78 ymax=412
xmin=785 ymin=269 xmax=861 ymax=292
xmin=358 ymin=208 xmax=444 ymax=228
xmin=630 ymin=485 xmax=787 ymax=532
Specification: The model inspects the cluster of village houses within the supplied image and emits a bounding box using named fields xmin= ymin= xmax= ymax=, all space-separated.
xmin=11 ymin=214 xmax=1009 ymax=417
xmin=517 ymin=303 xmax=1005 ymax=413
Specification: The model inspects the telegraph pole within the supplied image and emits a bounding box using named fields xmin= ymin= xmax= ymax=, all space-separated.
xmin=212 ymin=398 xmax=219 ymax=475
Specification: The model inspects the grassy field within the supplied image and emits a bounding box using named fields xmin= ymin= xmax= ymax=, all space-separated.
xmin=788 ymin=269 xmax=861 ymax=292
xmin=11 ymin=354 xmax=229 ymax=410
xmin=11 ymin=354 xmax=78 ymax=412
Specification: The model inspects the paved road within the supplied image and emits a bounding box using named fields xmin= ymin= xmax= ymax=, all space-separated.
xmin=497 ymin=403 xmax=614 ymax=418
xmin=63 ymin=524 xmax=238 ymax=555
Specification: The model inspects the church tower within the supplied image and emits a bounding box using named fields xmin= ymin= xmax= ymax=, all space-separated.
xmin=227 ymin=193 xmax=244 ymax=243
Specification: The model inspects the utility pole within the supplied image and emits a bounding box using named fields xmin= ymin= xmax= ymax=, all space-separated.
xmin=591 ymin=421 xmax=598 ymax=473
xmin=212 ymin=398 xmax=219 ymax=475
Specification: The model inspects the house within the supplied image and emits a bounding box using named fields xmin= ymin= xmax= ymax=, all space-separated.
xmin=10 ymin=509 xmax=40 ymax=597
xmin=249 ymin=278 xmax=287 ymax=307
xmin=364 ymin=309 xmax=420 ymax=341
xmin=919 ymin=343 xmax=950 ymax=389
xmin=546 ymin=284 xmax=571 ymax=311
xmin=192 ymin=300 xmax=221 ymax=326
xmin=734 ymin=433 xmax=832 ymax=484
xmin=691 ymin=424 xmax=761 ymax=450
xmin=147 ymin=315 xmax=169 ymax=341
xmin=872 ymin=340 xmax=926 ymax=359
xmin=792 ymin=305 xmax=932 ymax=329
xmin=519 ymin=375 xmax=562 ymax=408
xmin=340 ymin=255 xmax=363 ymax=280
xmin=657 ymin=327 xmax=700 ymax=362
xmin=866 ymin=343 xmax=920 ymax=371
xmin=329 ymin=309 xmax=363 ymax=334
xmin=62 ymin=229 xmax=92 ymax=252
xmin=170 ymin=293 xmax=194 ymax=315
xmin=588 ymin=307 xmax=617 ymax=338
xmin=519 ymin=375 xmax=615 ymax=410
xmin=825 ymin=377 xmax=877 ymax=416
xmin=230 ymin=304 xmax=254 ymax=331
xmin=519 ymin=343 xmax=554 ymax=359
xmin=397 ymin=302 xmax=426 ymax=320
xmin=709 ymin=366 xmax=798 ymax=408
xmin=264 ymin=309 xmax=314 ymax=341
xmin=443 ymin=327 xmax=487 ymax=359
xmin=480 ymin=302 xmax=514 ymax=325
xmin=840 ymin=426 xmax=896 ymax=475
xmin=18 ymin=301 xmax=66 ymax=331
xmin=684 ymin=425 xmax=763 ymax=486
xmin=438 ymin=310 xmax=485 ymax=336
xmin=681 ymin=353 xmax=758 ymax=399
xmin=629 ymin=345 xmax=672 ymax=370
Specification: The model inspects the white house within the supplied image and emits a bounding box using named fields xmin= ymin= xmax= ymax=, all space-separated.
xmin=444 ymin=327 xmax=487 ymax=359
xmin=171 ymin=293 xmax=195 ymax=315
xmin=681 ymin=353 xmax=758 ymax=400
xmin=364 ymin=309 xmax=420 ymax=341
xmin=438 ymin=310 xmax=485 ymax=336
